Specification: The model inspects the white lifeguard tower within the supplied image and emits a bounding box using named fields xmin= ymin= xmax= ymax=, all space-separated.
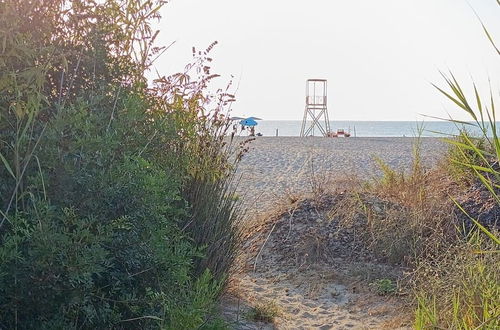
xmin=300 ymin=79 xmax=330 ymax=137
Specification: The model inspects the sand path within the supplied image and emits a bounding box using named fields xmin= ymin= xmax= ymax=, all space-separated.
xmin=222 ymin=137 xmax=447 ymax=329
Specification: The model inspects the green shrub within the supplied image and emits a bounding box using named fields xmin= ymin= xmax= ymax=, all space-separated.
xmin=370 ymin=278 xmax=397 ymax=296
xmin=0 ymin=0 xmax=241 ymax=328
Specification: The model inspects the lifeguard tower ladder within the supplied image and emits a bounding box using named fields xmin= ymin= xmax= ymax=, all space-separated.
xmin=300 ymin=79 xmax=330 ymax=137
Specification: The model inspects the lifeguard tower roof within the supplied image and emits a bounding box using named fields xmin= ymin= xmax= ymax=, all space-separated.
xmin=307 ymin=78 xmax=327 ymax=82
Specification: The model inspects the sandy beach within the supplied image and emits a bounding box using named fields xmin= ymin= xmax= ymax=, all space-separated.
xmin=235 ymin=137 xmax=447 ymax=213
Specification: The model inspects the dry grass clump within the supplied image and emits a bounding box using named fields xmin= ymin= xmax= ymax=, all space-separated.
xmin=245 ymin=300 xmax=282 ymax=323
xmin=331 ymin=158 xmax=460 ymax=265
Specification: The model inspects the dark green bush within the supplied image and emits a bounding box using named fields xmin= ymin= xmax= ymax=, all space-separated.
xmin=0 ymin=0 xmax=240 ymax=328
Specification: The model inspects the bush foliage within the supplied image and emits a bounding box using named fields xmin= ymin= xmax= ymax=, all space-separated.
xmin=0 ymin=0 xmax=240 ymax=328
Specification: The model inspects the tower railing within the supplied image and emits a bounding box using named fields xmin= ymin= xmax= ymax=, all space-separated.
xmin=306 ymin=96 xmax=326 ymax=105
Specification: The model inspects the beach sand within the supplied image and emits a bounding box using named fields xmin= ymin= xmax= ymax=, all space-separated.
xmin=223 ymin=137 xmax=448 ymax=329
xmin=235 ymin=137 xmax=446 ymax=213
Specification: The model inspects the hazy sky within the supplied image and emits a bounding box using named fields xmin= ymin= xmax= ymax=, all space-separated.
xmin=153 ymin=0 xmax=500 ymax=121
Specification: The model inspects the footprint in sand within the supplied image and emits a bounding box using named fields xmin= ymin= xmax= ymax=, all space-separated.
xmin=300 ymin=311 xmax=314 ymax=318
xmin=253 ymin=286 xmax=265 ymax=292
xmin=318 ymin=309 xmax=331 ymax=315
xmin=302 ymin=301 xmax=317 ymax=308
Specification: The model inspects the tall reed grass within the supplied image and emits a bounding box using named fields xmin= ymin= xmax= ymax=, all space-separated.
xmin=414 ymin=2 xmax=499 ymax=327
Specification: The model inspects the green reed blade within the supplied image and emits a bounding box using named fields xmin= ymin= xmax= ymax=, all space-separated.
xmin=0 ymin=151 xmax=15 ymax=179
xmin=453 ymin=198 xmax=500 ymax=245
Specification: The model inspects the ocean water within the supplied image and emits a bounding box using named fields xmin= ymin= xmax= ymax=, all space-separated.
xmin=251 ymin=120 xmax=497 ymax=137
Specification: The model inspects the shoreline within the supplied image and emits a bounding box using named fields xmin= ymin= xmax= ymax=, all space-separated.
xmin=242 ymin=120 xmax=490 ymax=137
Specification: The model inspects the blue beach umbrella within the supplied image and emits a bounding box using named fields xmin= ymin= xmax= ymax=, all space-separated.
xmin=240 ymin=118 xmax=258 ymax=126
